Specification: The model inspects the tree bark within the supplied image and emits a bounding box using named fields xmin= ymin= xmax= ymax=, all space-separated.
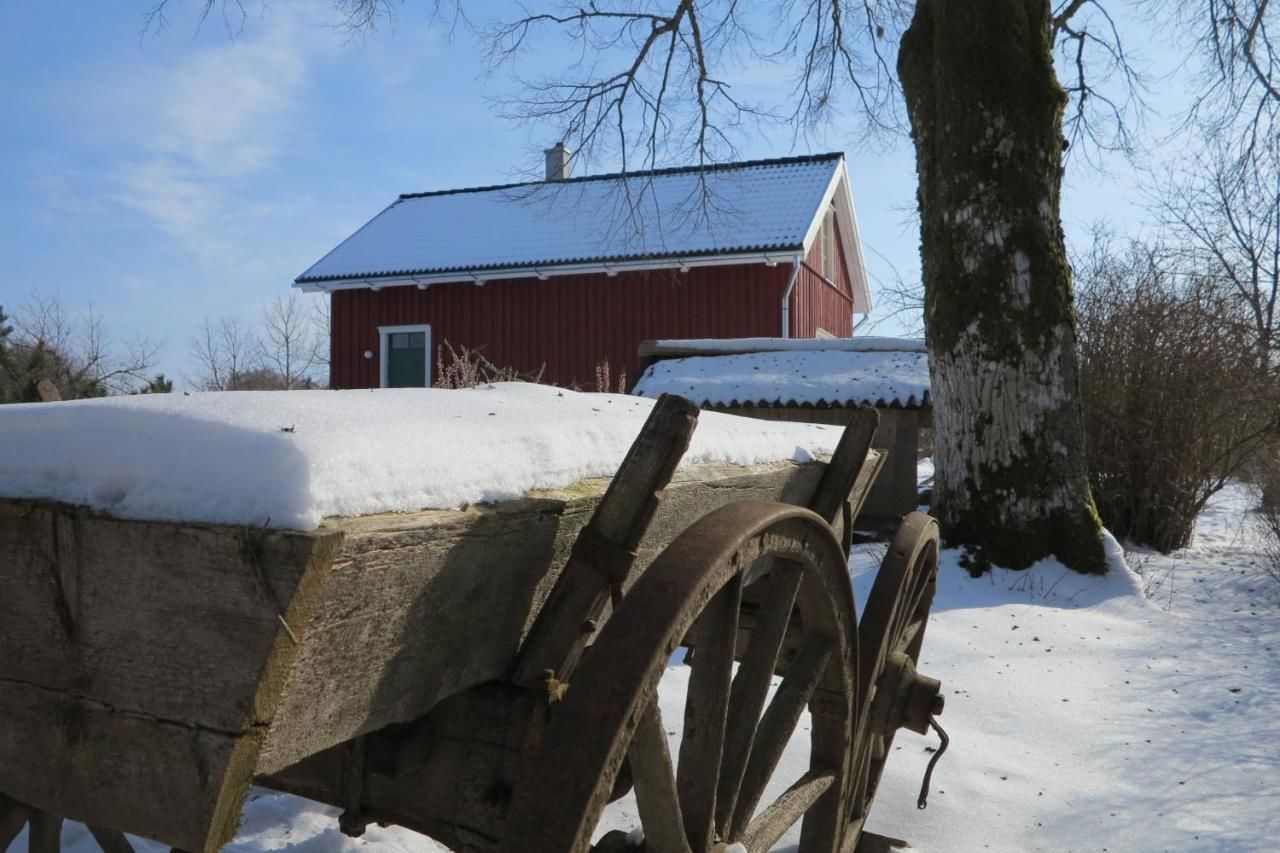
xmin=898 ymin=0 xmax=1106 ymax=573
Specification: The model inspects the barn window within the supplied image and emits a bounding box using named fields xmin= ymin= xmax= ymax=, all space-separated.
xmin=378 ymin=324 xmax=432 ymax=388
xmin=821 ymin=207 xmax=836 ymax=281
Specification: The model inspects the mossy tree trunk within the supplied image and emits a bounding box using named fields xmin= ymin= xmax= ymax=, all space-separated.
xmin=898 ymin=0 xmax=1106 ymax=573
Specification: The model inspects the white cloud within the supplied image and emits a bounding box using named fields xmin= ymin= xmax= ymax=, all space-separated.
xmin=70 ymin=5 xmax=318 ymax=272
xmin=147 ymin=29 xmax=307 ymax=178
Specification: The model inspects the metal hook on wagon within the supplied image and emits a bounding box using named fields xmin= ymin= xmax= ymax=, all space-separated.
xmin=917 ymin=717 xmax=949 ymax=809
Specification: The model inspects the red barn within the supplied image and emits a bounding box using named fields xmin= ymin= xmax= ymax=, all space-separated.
xmin=295 ymin=151 xmax=872 ymax=390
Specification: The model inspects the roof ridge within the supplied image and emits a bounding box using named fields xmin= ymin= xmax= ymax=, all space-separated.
xmin=397 ymin=152 xmax=845 ymax=201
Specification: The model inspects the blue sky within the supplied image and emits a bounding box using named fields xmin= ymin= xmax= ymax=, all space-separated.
xmin=0 ymin=2 xmax=1185 ymax=385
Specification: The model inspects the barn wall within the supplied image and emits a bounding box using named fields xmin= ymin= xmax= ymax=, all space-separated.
xmin=329 ymin=263 xmax=789 ymax=391
xmin=790 ymin=221 xmax=856 ymax=337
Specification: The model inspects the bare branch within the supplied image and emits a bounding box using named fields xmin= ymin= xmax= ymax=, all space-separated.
xmin=3 ymin=293 xmax=160 ymax=398
xmin=187 ymin=315 xmax=261 ymax=391
xmin=260 ymin=293 xmax=325 ymax=389
xmin=1052 ymin=0 xmax=1147 ymax=166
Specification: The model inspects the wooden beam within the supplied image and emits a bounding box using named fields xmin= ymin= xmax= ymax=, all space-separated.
xmin=0 ymin=501 xmax=342 ymax=852
xmin=511 ymin=395 xmax=700 ymax=689
xmin=0 ymin=793 xmax=32 ymax=850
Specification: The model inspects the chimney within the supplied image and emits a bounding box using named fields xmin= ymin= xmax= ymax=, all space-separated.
xmin=544 ymin=142 xmax=571 ymax=181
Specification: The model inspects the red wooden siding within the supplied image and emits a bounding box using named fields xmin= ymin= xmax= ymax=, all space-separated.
xmin=790 ymin=220 xmax=856 ymax=337
xmin=330 ymin=263 xmax=793 ymax=390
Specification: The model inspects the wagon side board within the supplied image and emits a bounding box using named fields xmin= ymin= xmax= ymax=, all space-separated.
xmin=254 ymin=458 xmax=846 ymax=774
xmin=0 ymin=501 xmax=343 ymax=852
xmin=0 ymin=452 xmax=877 ymax=853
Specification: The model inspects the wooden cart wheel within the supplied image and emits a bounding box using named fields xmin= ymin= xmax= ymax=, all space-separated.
xmin=502 ymin=500 xmax=860 ymax=853
xmin=848 ymin=512 xmax=943 ymax=838
xmin=0 ymin=794 xmax=136 ymax=853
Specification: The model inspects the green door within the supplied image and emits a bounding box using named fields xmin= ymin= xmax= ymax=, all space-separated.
xmin=386 ymin=329 xmax=429 ymax=387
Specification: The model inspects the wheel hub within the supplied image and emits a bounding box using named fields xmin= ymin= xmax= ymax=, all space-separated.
xmin=869 ymin=651 xmax=943 ymax=738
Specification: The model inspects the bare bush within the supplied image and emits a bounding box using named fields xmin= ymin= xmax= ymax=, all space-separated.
xmin=433 ymin=341 xmax=542 ymax=389
xmin=187 ymin=317 xmax=261 ymax=391
xmin=261 ymin=294 xmax=326 ymax=389
xmin=188 ymin=296 xmax=327 ymax=392
xmin=592 ymin=359 xmax=627 ymax=394
xmin=1253 ymin=447 xmax=1280 ymax=585
xmin=1076 ymin=233 xmax=1279 ymax=552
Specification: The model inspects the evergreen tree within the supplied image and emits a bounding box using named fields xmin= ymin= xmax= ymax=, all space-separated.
xmin=138 ymin=374 xmax=174 ymax=394
xmin=0 ymin=306 xmax=13 ymax=403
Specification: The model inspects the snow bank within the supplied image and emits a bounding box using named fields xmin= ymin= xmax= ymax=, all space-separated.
xmin=0 ymin=383 xmax=843 ymax=530
xmin=633 ymin=349 xmax=930 ymax=408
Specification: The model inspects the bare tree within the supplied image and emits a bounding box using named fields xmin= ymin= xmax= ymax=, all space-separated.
xmin=1157 ymin=0 xmax=1280 ymax=174
xmin=310 ymin=295 xmax=331 ymax=372
xmin=0 ymin=292 xmax=160 ymax=401
xmin=146 ymin=0 xmax=1280 ymax=573
xmin=187 ymin=316 xmax=261 ymax=391
xmin=1153 ymin=142 xmax=1280 ymax=364
xmin=260 ymin=293 xmax=325 ymax=389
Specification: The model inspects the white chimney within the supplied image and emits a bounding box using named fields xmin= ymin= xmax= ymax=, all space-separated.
xmin=544 ymin=142 xmax=571 ymax=181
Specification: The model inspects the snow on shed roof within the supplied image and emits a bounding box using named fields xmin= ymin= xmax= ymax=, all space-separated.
xmin=0 ymin=383 xmax=844 ymax=530
xmin=294 ymin=154 xmax=865 ymax=302
xmin=640 ymin=336 xmax=927 ymax=359
xmin=633 ymin=346 xmax=931 ymax=409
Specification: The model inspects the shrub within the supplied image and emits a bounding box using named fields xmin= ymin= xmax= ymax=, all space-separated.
xmin=1253 ymin=446 xmax=1280 ymax=585
xmin=434 ymin=341 xmax=543 ymax=389
xmin=1076 ymin=237 xmax=1278 ymax=552
xmin=592 ymin=359 xmax=627 ymax=394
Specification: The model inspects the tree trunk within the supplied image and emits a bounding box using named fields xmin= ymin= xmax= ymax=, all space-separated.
xmin=897 ymin=0 xmax=1105 ymax=573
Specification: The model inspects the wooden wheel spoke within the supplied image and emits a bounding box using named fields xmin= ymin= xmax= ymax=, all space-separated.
xmin=677 ymin=577 xmax=742 ymax=851
xmin=504 ymin=500 xmax=863 ymax=853
xmin=740 ymin=769 xmax=836 ymax=853
xmin=727 ymin=634 xmax=833 ymax=839
xmin=715 ymin=563 xmax=803 ymax=834
xmin=89 ymin=825 xmax=137 ymax=853
xmin=629 ymin=701 xmax=694 ymax=853
xmin=896 ymin=618 xmax=926 ymax=657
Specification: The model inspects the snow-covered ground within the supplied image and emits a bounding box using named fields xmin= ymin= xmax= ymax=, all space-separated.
xmin=857 ymin=482 xmax=1280 ymax=852
xmin=6 ymin=454 xmax=1278 ymax=851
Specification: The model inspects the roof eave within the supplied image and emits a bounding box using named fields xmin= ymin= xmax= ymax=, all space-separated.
xmin=293 ymin=250 xmax=802 ymax=292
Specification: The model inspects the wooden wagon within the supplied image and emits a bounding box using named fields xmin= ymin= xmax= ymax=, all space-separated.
xmin=0 ymin=396 xmax=946 ymax=853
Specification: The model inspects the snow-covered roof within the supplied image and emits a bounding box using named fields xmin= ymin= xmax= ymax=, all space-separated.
xmin=294 ymin=154 xmax=870 ymax=310
xmin=633 ymin=346 xmax=931 ymax=409
xmin=0 ymin=384 xmax=845 ymax=530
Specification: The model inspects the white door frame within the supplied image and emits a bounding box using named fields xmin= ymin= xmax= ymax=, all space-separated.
xmin=378 ymin=324 xmax=432 ymax=388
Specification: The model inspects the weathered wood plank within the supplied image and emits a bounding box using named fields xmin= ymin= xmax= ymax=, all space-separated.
xmin=512 ymin=394 xmax=699 ymax=688
xmin=677 ymin=579 xmax=740 ymax=852
xmin=0 ymin=677 xmax=248 ymax=852
xmin=628 ymin=701 xmax=693 ymax=853
xmin=0 ymin=502 xmax=343 ymax=851
xmin=0 ymin=502 xmax=339 ymax=732
xmin=809 ymin=407 xmax=879 ymax=524
xmin=28 ymin=810 xmax=63 ymax=853
xmin=0 ymin=793 xmax=31 ymax=850
xmin=257 ymin=458 xmax=834 ymax=773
